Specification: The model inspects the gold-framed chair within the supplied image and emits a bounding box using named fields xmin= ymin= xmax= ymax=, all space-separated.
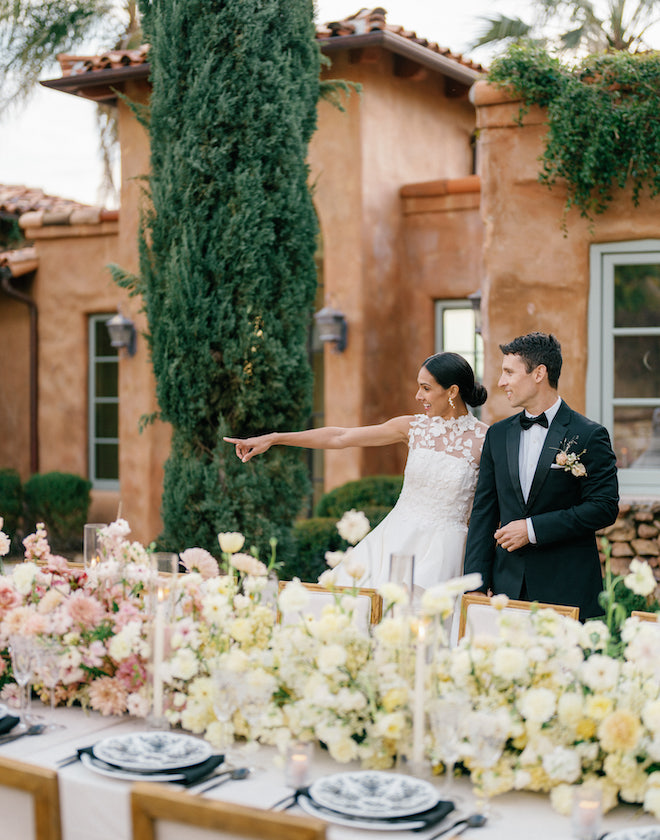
xmin=277 ymin=580 xmax=383 ymax=627
xmin=0 ymin=756 xmax=61 ymax=840
xmin=632 ymin=610 xmax=660 ymax=622
xmin=131 ymin=781 xmax=326 ymax=840
xmin=458 ymin=592 xmax=580 ymax=641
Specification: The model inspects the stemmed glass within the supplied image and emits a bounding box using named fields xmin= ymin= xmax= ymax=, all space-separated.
xmin=428 ymin=695 xmax=465 ymax=802
xmin=211 ymin=662 xmax=240 ymax=759
xmin=9 ymin=635 xmax=36 ymax=732
xmin=466 ymin=710 xmax=508 ymax=816
xmin=36 ymin=642 xmax=65 ymax=731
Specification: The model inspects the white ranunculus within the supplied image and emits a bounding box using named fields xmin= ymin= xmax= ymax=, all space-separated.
xmin=492 ymin=646 xmax=528 ymax=681
xmin=316 ymin=643 xmax=347 ymax=673
xmin=169 ymin=648 xmax=199 ymax=681
xmin=336 ymin=510 xmax=370 ymax=545
xmin=624 ymin=558 xmax=657 ymax=597
xmin=217 ymin=531 xmax=245 ymax=554
xmin=317 ymin=568 xmax=338 ymax=588
xmin=581 ymin=653 xmax=620 ymax=692
xmin=519 ymin=687 xmax=556 ymax=724
xmin=378 ymin=582 xmax=408 ymax=605
xmin=542 ymin=746 xmax=581 ymax=782
xmin=324 ymin=550 xmax=345 ymax=568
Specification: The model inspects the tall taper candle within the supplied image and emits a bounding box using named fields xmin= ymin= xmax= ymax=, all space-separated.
xmin=412 ymin=617 xmax=427 ymax=770
xmin=152 ymin=586 xmax=166 ymax=719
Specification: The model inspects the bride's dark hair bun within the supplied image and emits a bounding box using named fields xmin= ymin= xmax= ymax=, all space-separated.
xmin=422 ymin=352 xmax=487 ymax=408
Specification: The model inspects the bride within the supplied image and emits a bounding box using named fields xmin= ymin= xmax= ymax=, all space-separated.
xmin=224 ymin=352 xmax=488 ymax=591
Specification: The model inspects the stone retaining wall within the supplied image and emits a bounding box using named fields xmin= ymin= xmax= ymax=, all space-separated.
xmin=598 ymin=502 xmax=660 ymax=595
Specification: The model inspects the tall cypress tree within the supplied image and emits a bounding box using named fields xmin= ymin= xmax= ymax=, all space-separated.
xmin=137 ymin=0 xmax=320 ymax=556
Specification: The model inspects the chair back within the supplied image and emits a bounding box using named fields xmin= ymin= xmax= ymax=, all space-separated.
xmin=458 ymin=592 xmax=579 ymax=641
xmin=277 ymin=580 xmax=382 ymax=629
xmin=131 ymin=781 xmax=326 ymax=840
xmin=0 ymin=756 xmax=61 ymax=840
xmin=631 ymin=610 xmax=660 ymax=622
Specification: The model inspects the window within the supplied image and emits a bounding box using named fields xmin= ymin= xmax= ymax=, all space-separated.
xmin=588 ymin=241 xmax=660 ymax=495
xmin=88 ymin=314 xmax=119 ymax=489
xmin=435 ymin=300 xmax=484 ymax=412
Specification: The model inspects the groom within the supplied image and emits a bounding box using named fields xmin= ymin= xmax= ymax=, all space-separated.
xmin=464 ymin=332 xmax=619 ymax=619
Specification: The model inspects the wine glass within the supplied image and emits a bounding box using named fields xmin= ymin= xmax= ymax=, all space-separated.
xmin=36 ymin=642 xmax=65 ymax=731
xmin=428 ymin=696 xmax=465 ymax=802
xmin=9 ymin=635 xmax=36 ymax=732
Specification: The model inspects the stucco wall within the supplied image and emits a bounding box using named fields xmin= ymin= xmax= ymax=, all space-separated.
xmin=0 ymin=295 xmax=31 ymax=477
xmin=473 ymin=80 xmax=660 ymax=426
xmin=309 ymin=48 xmax=478 ymax=488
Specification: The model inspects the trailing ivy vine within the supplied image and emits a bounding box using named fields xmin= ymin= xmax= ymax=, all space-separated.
xmin=488 ymin=44 xmax=660 ymax=219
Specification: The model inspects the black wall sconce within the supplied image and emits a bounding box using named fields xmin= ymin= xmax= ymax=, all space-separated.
xmin=314 ymin=305 xmax=348 ymax=353
xmin=106 ymin=310 xmax=137 ymax=356
xmin=468 ymin=290 xmax=482 ymax=335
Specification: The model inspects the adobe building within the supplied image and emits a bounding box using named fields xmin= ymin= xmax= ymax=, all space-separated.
xmin=1 ymin=8 xmax=658 ymax=557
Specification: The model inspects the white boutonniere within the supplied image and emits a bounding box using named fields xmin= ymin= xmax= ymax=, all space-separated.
xmin=553 ymin=437 xmax=587 ymax=477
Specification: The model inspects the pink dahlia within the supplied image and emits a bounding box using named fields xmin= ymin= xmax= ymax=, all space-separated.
xmin=88 ymin=676 xmax=128 ymax=716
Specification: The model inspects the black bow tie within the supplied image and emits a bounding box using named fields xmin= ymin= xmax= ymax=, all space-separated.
xmin=520 ymin=412 xmax=549 ymax=431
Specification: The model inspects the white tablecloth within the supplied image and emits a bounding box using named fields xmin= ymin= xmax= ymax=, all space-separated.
xmin=1 ymin=702 xmax=658 ymax=840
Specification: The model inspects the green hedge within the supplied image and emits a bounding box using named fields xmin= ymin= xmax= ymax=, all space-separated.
xmin=0 ymin=468 xmax=23 ymax=553
xmin=23 ymin=472 xmax=92 ymax=553
xmin=314 ymin=475 xmax=403 ymax=518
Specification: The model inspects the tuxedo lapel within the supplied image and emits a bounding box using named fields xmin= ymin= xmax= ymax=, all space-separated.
xmin=526 ymin=401 xmax=571 ymax=510
xmin=506 ymin=416 xmax=526 ymax=510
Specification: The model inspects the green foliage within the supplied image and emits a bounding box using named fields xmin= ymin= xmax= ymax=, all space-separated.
xmin=0 ymin=468 xmax=23 ymax=551
xmin=23 ymin=471 xmax=91 ymax=552
xmin=137 ymin=0 xmax=320 ymax=557
xmin=488 ymin=45 xmax=660 ymax=219
xmin=314 ymin=476 xmax=403 ymax=518
xmin=0 ymin=216 xmax=25 ymax=251
xmin=282 ymin=517 xmax=345 ymax=582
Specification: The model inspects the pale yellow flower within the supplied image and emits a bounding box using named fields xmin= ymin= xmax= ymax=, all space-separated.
xmin=217 ymin=532 xmax=245 ymax=554
xmin=598 ymin=709 xmax=642 ymax=752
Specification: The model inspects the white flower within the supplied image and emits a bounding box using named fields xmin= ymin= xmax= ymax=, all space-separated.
xmin=0 ymin=531 xmax=10 ymax=556
xmin=316 ymin=644 xmax=347 ymax=673
xmin=420 ymin=585 xmax=454 ymax=618
xmin=542 ymin=746 xmax=581 ymax=783
xmin=624 ymin=558 xmax=657 ymax=598
xmin=379 ymin=582 xmax=408 ymax=606
xmin=12 ymin=562 xmax=38 ymax=595
xmin=217 ymin=532 xmax=245 ymax=554
xmin=444 ymin=573 xmax=483 ymax=596
xmin=317 ymin=568 xmax=338 ymax=588
xmin=169 ymin=648 xmax=199 ymax=681
xmin=278 ymin=579 xmax=310 ymax=613
xmin=643 ymin=700 xmax=660 ymax=735
xmin=336 ymin=510 xmax=370 ymax=545
xmin=324 ymin=550 xmax=345 ymax=569
xmin=581 ymin=654 xmax=620 ymax=692
xmin=492 ymin=646 xmax=528 ymax=681
xmin=342 ymin=553 xmax=366 ymax=582
xmin=580 ymin=620 xmax=610 ymax=651
xmin=519 ymin=687 xmax=556 ymax=723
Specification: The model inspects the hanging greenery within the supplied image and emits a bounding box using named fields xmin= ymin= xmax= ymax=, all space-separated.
xmin=488 ymin=44 xmax=660 ymax=219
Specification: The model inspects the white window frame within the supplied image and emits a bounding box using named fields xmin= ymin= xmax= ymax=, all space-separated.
xmin=587 ymin=240 xmax=660 ymax=496
xmin=88 ymin=314 xmax=120 ymax=490
xmin=434 ymin=299 xmax=484 ymax=381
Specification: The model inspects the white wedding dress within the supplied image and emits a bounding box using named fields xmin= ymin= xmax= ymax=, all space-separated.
xmin=333 ymin=413 xmax=487 ymax=591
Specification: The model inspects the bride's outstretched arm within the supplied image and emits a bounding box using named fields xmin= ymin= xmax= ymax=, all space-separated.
xmin=224 ymin=415 xmax=412 ymax=463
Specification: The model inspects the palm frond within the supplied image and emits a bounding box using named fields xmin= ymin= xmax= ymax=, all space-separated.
xmin=472 ymin=15 xmax=533 ymax=49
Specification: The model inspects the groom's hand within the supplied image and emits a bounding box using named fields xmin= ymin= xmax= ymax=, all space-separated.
xmin=494 ymin=520 xmax=530 ymax=552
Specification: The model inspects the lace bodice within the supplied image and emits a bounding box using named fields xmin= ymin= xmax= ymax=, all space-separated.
xmin=408 ymin=413 xmax=487 ymax=465
xmin=394 ymin=414 xmax=488 ymax=529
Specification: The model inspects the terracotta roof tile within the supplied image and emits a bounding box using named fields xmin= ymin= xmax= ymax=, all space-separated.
xmin=54 ymin=7 xmax=484 ymax=78
xmin=0 ymin=246 xmax=39 ymax=277
xmin=0 ymin=184 xmax=91 ymax=216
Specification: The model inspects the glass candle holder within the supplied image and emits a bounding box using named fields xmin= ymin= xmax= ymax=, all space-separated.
xmin=285 ymin=742 xmax=313 ymax=789
xmin=572 ymin=785 xmax=602 ymax=840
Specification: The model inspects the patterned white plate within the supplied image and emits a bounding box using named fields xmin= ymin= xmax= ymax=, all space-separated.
xmin=308 ymin=771 xmax=439 ymax=818
xmin=80 ymin=752 xmax=187 ymax=782
xmin=604 ymin=828 xmax=660 ymax=840
xmin=297 ymin=794 xmax=430 ymax=831
xmin=93 ymin=731 xmax=212 ymax=772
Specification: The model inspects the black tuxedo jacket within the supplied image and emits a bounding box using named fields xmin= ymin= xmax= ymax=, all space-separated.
xmin=464 ymin=400 xmax=619 ymax=619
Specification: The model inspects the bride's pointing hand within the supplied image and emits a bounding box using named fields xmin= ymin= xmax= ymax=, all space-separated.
xmin=223 ymin=435 xmax=273 ymax=463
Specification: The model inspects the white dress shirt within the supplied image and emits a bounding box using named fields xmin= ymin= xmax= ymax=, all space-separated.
xmin=520 ymin=397 xmax=561 ymax=543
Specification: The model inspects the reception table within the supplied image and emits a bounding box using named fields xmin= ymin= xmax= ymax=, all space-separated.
xmin=1 ymin=702 xmax=658 ymax=840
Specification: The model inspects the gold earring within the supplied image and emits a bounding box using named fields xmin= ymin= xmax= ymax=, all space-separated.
xmin=449 ymin=395 xmax=455 ymax=409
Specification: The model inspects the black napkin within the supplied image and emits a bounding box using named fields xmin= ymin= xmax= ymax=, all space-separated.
xmin=0 ymin=715 xmax=20 ymax=735
xmin=77 ymin=746 xmax=224 ymax=786
xmin=296 ymin=787 xmax=455 ymax=830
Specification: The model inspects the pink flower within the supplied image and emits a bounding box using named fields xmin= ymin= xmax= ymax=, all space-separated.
xmin=112 ymin=601 xmax=141 ymax=630
xmin=44 ymin=554 xmax=69 ymax=575
xmin=23 ymin=613 xmax=47 ymax=635
xmin=230 ymin=553 xmax=268 ymax=577
xmin=66 ymin=591 xmax=106 ymax=628
xmin=88 ymin=676 xmax=128 ymax=716
xmin=0 ymin=579 xmax=21 ymax=618
xmin=1 ymin=604 xmax=37 ymax=636
xmin=179 ymin=548 xmax=219 ymax=580
xmin=116 ymin=654 xmax=147 ymax=691
xmin=81 ymin=640 xmax=107 ymax=669
xmin=0 ymin=682 xmax=20 ymax=708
